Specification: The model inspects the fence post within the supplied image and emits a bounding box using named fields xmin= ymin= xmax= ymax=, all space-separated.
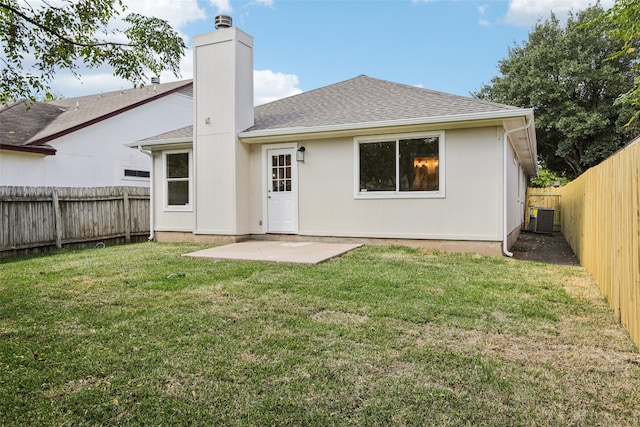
xmin=123 ymin=191 xmax=131 ymax=244
xmin=52 ymin=190 xmax=63 ymax=249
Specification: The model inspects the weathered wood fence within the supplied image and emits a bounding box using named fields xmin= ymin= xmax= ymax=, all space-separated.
xmin=0 ymin=186 xmax=150 ymax=257
xmin=558 ymin=139 xmax=640 ymax=349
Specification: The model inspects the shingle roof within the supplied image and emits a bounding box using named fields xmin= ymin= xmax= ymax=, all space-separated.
xmin=138 ymin=75 xmax=530 ymax=148
xmin=0 ymin=101 xmax=63 ymax=154
xmin=0 ymin=80 xmax=192 ymax=155
xmin=248 ymin=75 xmax=519 ymax=132
xmin=138 ymin=125 xmax=193 ymax=143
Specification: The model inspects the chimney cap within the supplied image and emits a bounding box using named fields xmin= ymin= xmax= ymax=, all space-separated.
xmin=214 ymin=15 xmax=232 ymax=29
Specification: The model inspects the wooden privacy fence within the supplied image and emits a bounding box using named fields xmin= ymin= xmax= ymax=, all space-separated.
xmin=524 ymin=187 xmax=562 ymax=232
xmin=0 ymin=186 xmax=150 ymax=257
xmin=559 ymin=139 xmax=640 ymax=349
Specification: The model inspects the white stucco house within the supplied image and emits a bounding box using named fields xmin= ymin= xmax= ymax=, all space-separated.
xmin=131 ymin=20 xmax=537 ymax=256
xmin=0 ymin=80 xmax=193 ymax=187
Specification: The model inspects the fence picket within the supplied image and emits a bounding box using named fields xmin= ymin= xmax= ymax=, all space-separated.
xmin=558 ymin=138 xmax=640 ymax=349
xmin=0 ymin=186 xmax=150 ymax=257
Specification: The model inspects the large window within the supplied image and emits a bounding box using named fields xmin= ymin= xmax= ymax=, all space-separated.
xmin=356 ymin=132 xmax=444 ymax=197
xmin=164 ymin=150 xmax=191 ymax=209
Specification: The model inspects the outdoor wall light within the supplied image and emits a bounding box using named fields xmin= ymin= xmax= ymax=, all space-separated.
xmin=297 ymin=146 xmax=306 ymax=162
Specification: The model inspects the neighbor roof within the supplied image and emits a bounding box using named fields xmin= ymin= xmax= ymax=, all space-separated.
xmin=1 ymin=80 xmax=192 ymax=155
xmin=247 ymin=75 xmax=520 ymax=132
xmin=0 ymin=101 xmax=63 ymax=155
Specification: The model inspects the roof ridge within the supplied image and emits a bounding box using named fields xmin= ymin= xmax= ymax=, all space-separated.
xmin=359 ymin=75 xmax=518 ymax=110
xmin=256 ymin=74 xmax=516 ymax=111
xmin=250 ymin=74 xmax=524 ymax=133
xmin=256 ymin=75 xmax=370 ymax=108
xmin=49 ymin=79 xmax=193 ymax=105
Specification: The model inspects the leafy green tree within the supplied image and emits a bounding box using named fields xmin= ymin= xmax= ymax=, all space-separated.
xmin=530 ymin=168 xmax=569 ymax=188
xmin=474 ymin=6 xmax=640 ymax=178
xmin=0 ymin=0 xmax=186 ymax=104
xmin=596 ymin=0 xmax=640 ymax=124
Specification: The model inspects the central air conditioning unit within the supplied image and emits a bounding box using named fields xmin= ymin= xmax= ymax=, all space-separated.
xmin=529 ymin=207 xmax=554 ymax=233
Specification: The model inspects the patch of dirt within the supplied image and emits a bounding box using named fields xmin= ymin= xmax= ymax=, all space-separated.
xmin=511 ymin=231 xmax=580 ymax=265
xmin=45 ymin=375 xmax=111 ymax=398
xmin=311 ymin=310 xmax=369 ymax=327
xmin=405 ymin=323 xmax=640 ymax=372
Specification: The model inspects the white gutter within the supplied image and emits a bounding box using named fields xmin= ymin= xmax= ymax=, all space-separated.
xmin=136 ymin=145 xmax=155 ymax=241
xmin=124 ymin=138 xmax=192 ymax=150
xmin=502 ymin=118 xmax=534 ymax=257
xmin=239 ymin=109 xmax=535 ymax=140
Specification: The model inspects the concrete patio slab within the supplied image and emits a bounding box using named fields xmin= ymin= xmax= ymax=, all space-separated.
xmin=183 ymin=241 xmax=364 ymax=264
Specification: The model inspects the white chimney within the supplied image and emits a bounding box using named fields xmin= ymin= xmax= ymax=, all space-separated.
xmin=192 ymin=16 xmax=254 ymax=235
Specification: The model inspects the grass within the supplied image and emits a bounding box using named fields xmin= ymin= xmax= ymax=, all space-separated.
xmin=1 ymin=242 xmax=639 ymax=426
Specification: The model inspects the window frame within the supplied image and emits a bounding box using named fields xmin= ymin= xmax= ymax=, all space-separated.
xmin=163 ymin=149 xmax=193 ymax=211
xmin=354 ymin=131 xmax=446 ymax=199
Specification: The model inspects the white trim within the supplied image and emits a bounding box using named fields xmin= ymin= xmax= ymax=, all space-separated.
xmin=261 ymin=143 xmax=299 ymax=234
xmin=239 ymin=109 xmax=534 ymax=140
xmin=124 ymin=138 xmax=192 ymax=150
xmin=353 ymin=131 xmax=446 ymax=199
xmin=162 ymin=149 xmax=193 ymax=212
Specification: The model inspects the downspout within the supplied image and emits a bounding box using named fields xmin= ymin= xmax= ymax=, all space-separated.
xmin=502 ymin=118 xmax=533 ymax=257
xmin=137 ymin=145 xmax=155 ymax=241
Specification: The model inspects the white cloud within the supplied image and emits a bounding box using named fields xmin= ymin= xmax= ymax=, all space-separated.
xmin=254 ymin=70 xmax=302 ymax=105
xmin=49 ymin=71 xmax=133 ymax=97
xmin=125 ymin=0 xmax=206 ymax=29
xmin=36 ymin=0 xmax=294 ymax=103
xmin=478 ymin=4 xmax=491 ymax=27
xmin=51 ymin=66 xmax=301 ymax=107
xmin=503 ymin=0 xmax=616 ymax=27
xmin=159 ymin=48 xmax=194 ymax=83
xmin=209 ymin=0 xmax=232 ymax=14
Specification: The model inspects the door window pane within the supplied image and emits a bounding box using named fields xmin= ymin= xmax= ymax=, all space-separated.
xmin=271 ymin=154 xmax=292 ymax=192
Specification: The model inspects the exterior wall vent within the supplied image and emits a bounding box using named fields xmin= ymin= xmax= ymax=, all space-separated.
xmin=215 ymin=15 xmax=232 ymax=29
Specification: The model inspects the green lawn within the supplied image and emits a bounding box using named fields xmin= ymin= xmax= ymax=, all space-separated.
xmin=1 ymin=242 xmax=638 ymax=426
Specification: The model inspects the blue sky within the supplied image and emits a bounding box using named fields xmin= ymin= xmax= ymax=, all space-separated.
xmin=48 ymin=0 xmax=612 ymax=104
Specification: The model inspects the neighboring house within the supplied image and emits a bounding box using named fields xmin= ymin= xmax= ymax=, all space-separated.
xmin=131 ymin=21 xmax=537 ymax=256
xmin=0 ymin=80 xmax=193 ymax=187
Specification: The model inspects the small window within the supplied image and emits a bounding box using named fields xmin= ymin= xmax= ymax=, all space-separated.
xmin=164 ymin=150 xmax=192 ymax=209
xmin=356 ymin=132 xmax=444 ymax=198
xmin=124 ymin=169 xmax=150 ymax=178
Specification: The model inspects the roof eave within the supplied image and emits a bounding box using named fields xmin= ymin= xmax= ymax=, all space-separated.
xmin=29 ymin=81 xmax=193 ymax=146
xmin=125 ymin=137 xmax=193 ymax=151
xmin=239 ymin=109 xmax=535 ymax=143
xmin=503 ymin=114 xmax=538 ymax=176
xmin=0 ymin=143 xmax=56 ymax=156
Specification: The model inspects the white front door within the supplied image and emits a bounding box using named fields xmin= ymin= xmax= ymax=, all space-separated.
xmin=266 ymin=148 xmax=297 ymax=233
